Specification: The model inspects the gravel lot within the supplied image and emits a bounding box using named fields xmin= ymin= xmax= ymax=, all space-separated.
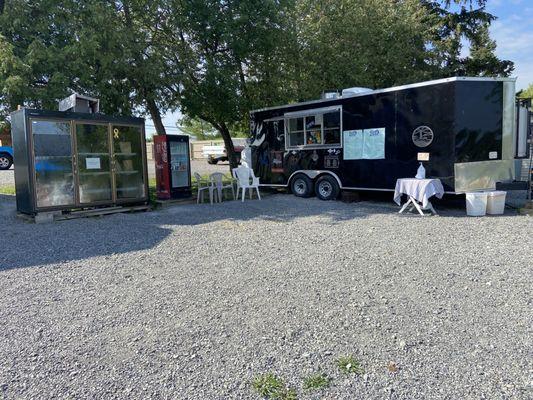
xmin=0 ymin=194 xmax=531 ymax=399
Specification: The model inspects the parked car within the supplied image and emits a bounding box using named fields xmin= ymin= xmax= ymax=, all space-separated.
xmin=203 ymin=145 xmax=244 ymax=164
xmin=0 ymin=146 xmax=13 ymax=170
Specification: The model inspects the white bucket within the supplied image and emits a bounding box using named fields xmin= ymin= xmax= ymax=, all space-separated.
xmin=486 ymin=191 xmax=507 ymax=215
xmin=466 ymin=192 xmax=488 ymax=216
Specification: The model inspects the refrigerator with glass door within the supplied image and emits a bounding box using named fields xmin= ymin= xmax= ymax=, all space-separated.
xmin=154 ymin=135 xmax=192 ymax=199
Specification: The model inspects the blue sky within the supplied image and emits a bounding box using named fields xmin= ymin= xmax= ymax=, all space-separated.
xmin=486 ymin=0 xmax=533 ymax=90
xmin=147 ymin=0 xmax=533 ymax=136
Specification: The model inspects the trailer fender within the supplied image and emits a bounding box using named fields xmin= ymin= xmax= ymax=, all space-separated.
xmin=288 ymin=170 xmax=343 ymax=188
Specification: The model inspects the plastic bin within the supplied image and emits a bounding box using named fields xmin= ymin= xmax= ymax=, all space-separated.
xmin=486 ymin=191 xmax=506 ymax=215
xmin=466 ymin=192 xmax=488 ymax=216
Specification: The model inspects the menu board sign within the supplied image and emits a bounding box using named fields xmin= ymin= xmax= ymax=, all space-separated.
xmin=343 ymin=128 xmax=385 ymax=160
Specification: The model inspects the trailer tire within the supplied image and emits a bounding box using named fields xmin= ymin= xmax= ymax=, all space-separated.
xmin=315 ymin=175 xmax=340 ymax=200
xmin=290 ymin=174 xmax=313 ymax=198
xmin=0 ymin=153 xmax=13 ymax=170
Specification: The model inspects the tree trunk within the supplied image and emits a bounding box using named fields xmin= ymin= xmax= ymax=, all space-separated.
xmin=146 ymin=98 xmax=167 ymax=136
xmin=218 ymin=122 xmax=238 ymax=170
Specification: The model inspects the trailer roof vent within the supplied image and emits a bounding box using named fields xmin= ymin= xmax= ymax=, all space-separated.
xmin=342 ymin=87 xmax=373 ymax=97
xmin=321 ymin=90 xmax=340 ymax=100
xmin=58 ymin=93 xmax=100 ymax=114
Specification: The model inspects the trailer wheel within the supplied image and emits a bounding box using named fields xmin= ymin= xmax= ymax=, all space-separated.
xmin=315 ymin=175 xmax=340 ymax=200
xmin=0 ymin=153 xmax=13 ymax=170
xmin=290 ymin=174 xmax=313 ymax=198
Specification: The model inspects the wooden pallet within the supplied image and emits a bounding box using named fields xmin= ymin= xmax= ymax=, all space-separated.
xmin=18 ymin=204 xmax=150 ymax=223
xmin=154 ymin=197 xmax=196 ymax=208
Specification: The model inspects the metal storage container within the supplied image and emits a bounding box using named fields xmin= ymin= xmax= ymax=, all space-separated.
xmin=11 ymin=108 xmax=149 ymax=215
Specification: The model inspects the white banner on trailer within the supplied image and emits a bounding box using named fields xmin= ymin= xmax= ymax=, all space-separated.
xmin=343 ymin=128 xmax=385 ymax=160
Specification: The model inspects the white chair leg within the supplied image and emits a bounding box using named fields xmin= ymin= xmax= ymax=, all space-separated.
xmin=197 ymin=189 xmax=201 ymax=204
xmin=209 ymin=187 xmax=214 ymax=205
xmin=256 ymin=187 xmax=261 ymax=200
xmin=249 ymin=187 xmax=253 ymax=199
xmin=242 ymin=188 xmax=246 ymax=202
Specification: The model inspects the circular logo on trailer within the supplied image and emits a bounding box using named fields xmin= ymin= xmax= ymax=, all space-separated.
xmin=412 ymin=126 xmax=434 ymax=147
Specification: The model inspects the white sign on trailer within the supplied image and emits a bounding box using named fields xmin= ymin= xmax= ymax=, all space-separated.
xmin=343 ymin=128 xmax=385 ymax=160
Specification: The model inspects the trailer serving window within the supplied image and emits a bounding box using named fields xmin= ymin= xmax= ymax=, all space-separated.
xmin=285 ymin=106 xmax=342 ymax=149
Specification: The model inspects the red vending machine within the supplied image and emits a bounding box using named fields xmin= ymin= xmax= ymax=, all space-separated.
xmin=154 ymin=135 xmax=192 ymax=199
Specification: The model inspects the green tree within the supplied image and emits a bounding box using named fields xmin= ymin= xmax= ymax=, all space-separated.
xmin=517 ymin=84 xmax=533 ymax=99
xmin=292 ymin=0 xmax=513 ymax=100
xmin=0 ymin=0 xmax=174 ymax=133
xmin=0 ymin=0 xmax=79 ymax=116
xmin=421 ymin=0 xmax=513 ymax=77
xmin=178 ymin=116 xmax=220 ymax=140
xmin=463 ymin=23 xmax=513 ymax=76
xmin=0 ymin=0 xmax=515 ymax=159
xmin=293 ymin=0 xmax=434 ymax=98
xmin=160 ymin=0 xmax=295 ymax=168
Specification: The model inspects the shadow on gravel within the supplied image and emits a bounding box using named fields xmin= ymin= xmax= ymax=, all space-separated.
xmin=0 ymin=191 xmax=519 ymax=271
xmin=0 ymin=195 xmax=172 ymax=271
xmin=0 ymin=192 xmax=389 ymax=271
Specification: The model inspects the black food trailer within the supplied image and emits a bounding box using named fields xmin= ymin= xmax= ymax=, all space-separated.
xmin=250 ymin=77 xmax=526 ymax=200
xmin=11 ymin=96 xmax=149 ymax=216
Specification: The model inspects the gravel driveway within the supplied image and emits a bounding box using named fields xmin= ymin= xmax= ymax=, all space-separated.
xmin=0 ymin=194 xmax=531 ymax=399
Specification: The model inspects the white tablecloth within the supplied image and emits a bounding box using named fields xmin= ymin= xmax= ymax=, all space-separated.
xmin=393 ymin=178 xmax=444 ymax=208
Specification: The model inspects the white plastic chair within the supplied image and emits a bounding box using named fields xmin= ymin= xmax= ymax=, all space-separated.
xmin=231 ymin=168 xmax=241 ymax=200
xmin=194 ymin=172 xmax=215 ymax=204
xmin=209 ymin=172 xmax=235 ymax=202
xmin=235 ymin=167 xmax=261 ymax=202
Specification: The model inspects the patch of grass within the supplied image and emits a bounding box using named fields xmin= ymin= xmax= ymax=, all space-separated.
xmin=303 ymin=373 xmax=330 ymax=391
xmin=336 ymin=355 xmax=364 ymax=375
xmin=148 ymin=178 xmax=157 ymax=204
xmin=252 ymin=373 xmax=297 ymax=400
xmin=0 ymin=185 xmax=16 ymax=195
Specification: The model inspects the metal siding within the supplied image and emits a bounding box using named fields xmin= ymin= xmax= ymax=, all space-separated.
xmin=502 ymin=81 xmax=517 ymax=161
xmin=454 ymin=81 xmax=503 ymax=163
xmin=10 ymin=110 xmax=34 ymax=213
xmin=395 ymin=83 xmax=456 ymax=191
xmin=454 ymin=160 xmax=515 ymax=192
xmin=23 ymin=109 xmax=144 ymax=126
xmin=340 ymin=92 xmax=397 ymax=189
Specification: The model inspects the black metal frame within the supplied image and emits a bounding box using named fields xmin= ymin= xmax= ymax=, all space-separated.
xmin=11 ymin=108 xmax=149 ymax=214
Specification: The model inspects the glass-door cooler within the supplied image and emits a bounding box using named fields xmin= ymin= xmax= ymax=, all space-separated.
xmin=154 ymin=134 xmax=191 ymax=199
xmin=10 ymin=107 xmax=149 ymax=215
